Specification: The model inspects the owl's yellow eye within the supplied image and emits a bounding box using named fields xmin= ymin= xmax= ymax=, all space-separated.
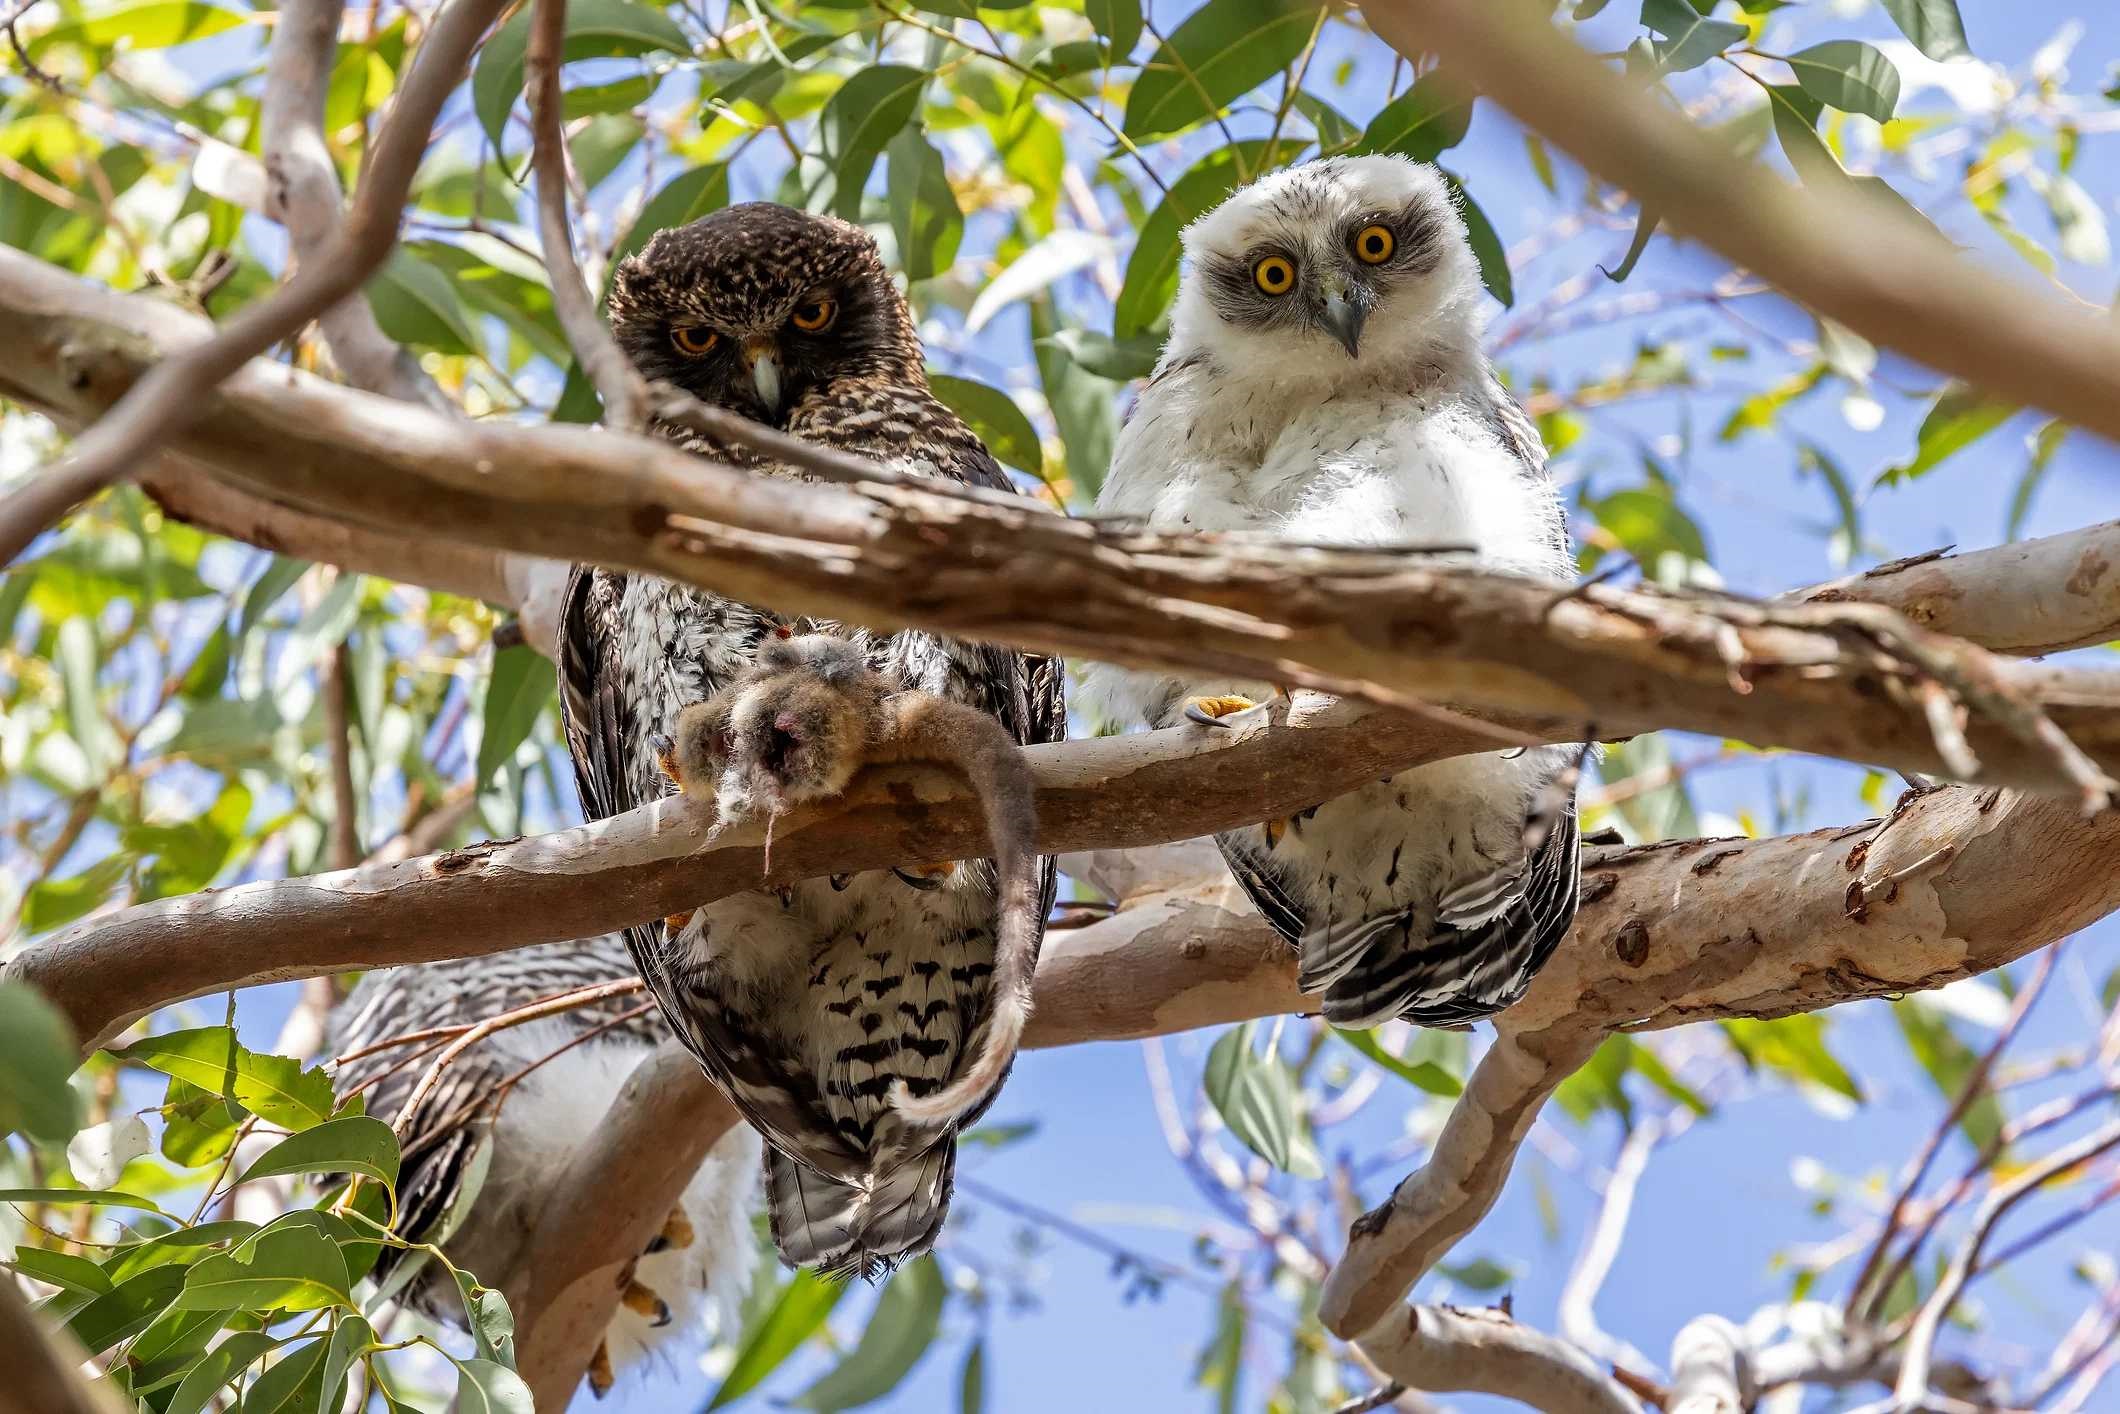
xmin=790 ymin=298 xmax=838 ymax=332
xmin=1253 ymin=256 xmax=1296 ymax=296
xmin=1353 ymin=224 xmax=1395 ymax=264
xmin=671 ymin=326 xmax=718 ymax=357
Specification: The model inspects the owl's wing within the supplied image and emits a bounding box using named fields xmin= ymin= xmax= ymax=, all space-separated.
xmin=1481 ymin=371 xmax=1573 ymax=566
xmin=558 ymin=564 xmax=635 ymax=827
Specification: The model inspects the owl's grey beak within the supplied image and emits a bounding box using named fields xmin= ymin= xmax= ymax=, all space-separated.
xmin=1318 ymin=290 xmax=1366 ymax=359
xmin=742 ymin=335 xmax=781 ymax=412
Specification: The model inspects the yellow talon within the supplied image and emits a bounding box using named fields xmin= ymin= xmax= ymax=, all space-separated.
xmin=621 ymin=1278 xmax=672 ymax=1326
xmin=650 ymin=731 xmax=682 ymax=790
xmin=659 ymin=1205 xmax=695 ymax=1251
xmin=1264 ymin=816 xmax=1289 ymax=850
xmin=589 ymin=1339 xmax=616 ymax=1397
xmin=663 ymin=911 xmax=692 ymax=936
xmin=1183 ymin=694 xmax=1262 ymax=727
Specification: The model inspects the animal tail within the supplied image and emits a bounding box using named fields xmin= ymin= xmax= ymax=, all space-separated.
xmin=765 ymin=1138 xmax=956 ymax=1278
xmin=888 ymin=702 xmax=1039 ymax=1127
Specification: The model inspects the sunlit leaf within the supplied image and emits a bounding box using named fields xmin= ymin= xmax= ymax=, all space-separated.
xmin=1787 ymin=41 xmax=1901 ymax=123
xmin=1895 ymin=998 xmax=2005 ymax=1154
xmin=1124 ymin=0 xmax=1318 ymax=140
xmin=67 ymin=1265 xmax=187 ymax=1354
xmin=2007 ymin=420 xmax=2069 ymax=541
xmin=456 ymin=1358 xmax=535 ymax=1414
xmin=119 ymin=1027 xmax=336 ymax=1131
xmin=237 ymin=1115 xmax=402 ymax=1192
xmin=242 ymin=1337 xmax=331 ymax=1414
xmin=0 ymin=982 xmax=81 ymax=1142
xmin=1036 ymin=328 xmax=1162 ymax=382
xmin=816 ymin=66 xmax=930 ymax=217
xmin=1723 ymin=1015 xmax=1864 ymax=1102
xmin=1353 ymin=72 xmax=1471 ymax=161
xmin=1639 ymin=0 xmax=1746 ymax=72
xmin=1192 ymin=1283 xmax=1244 ymax=1414
xmin=21 ymin=855 xmax=130 ymax=935
xmin=30 ymin=1 xmax=245 ymax=56
xmin=472 ymin=0 xmax=690 ymax=157
xmin=796 ymin=1257 xmax=945 ymax=1410
xmin=66 ymin=1112 xmax=150 ymax=1188
xmin=708 ymin=1270 xmax=850 ymax=1408
xmin=1878 ymin=383 xmax=2015 ymax=487
xmin=1084 ymin=0 xmax=1141 ymax=59
xmin=478 ymin=644 xmax=557 ymax=785
xmin=173 ymin=1218 xmax=353 ymax=1313
xmin=1333 ymin=1027 xmax=1461 ymax=1097
xmin=367 ymin=249 xmax=483 ymax=356
xmin=165 ymin=1331 xmax=281 ymax=1414
xmin=886 ymin=128 xmax=962 ymax=284
xmin=1879 ymin=0 xmax=1970 ymax=61
xmin=1440 ymin=171 xmax=1513 ymax=307
xmin=1203 ymin=1022 xmax=1323 ymax=1178
xmin=967 ymin=230 xmax=1106 ymax=334
xmin=1600 ymin=205 xmax=1660 ymax=282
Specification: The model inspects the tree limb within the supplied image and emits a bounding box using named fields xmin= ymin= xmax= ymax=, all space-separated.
xmin=259 ymin=0 xmax=453 ymax=412
xmin=1667 ymin=1315 xmax=1752 ymax=1414
xmin=0 ymin=0 xmax=507 ymax=565
xmin=1359 ymin=0 xmax=2120 ymax=447
xmin=1319 ymin=784 xmax=2120 ymax=1338
xmin=1357 ymin=1303 xmax=1643 ymax=1414
xmin=2 ymin=248 xmax=2116 ymax=799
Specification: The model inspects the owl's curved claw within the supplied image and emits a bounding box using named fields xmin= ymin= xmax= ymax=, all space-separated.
xmin=621 ymin=1279 xmax=672 ymax=1327
xmin=1184 ymin=694 xmax=1264 ymax=728
xmin=649 ymin=731 xmax=680 ymax=788
xmin=588 ymin=1341 xmax=615 ymax=1398
xmin=893 ymin=861 xmax=956 ymax=891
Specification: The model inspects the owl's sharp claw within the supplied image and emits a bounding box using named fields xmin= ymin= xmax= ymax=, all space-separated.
xmin=1264 ymin=816 xmax=1289 ymax=850
xmin=1184 ymin=694 xmax=1264 ymax=728
xmin=588 ymin=1340 xmax=615 ymax=1397
xmin=892 ymin=861 xmax=955 ymax=891
xmin=650 ymin=731 xmax=679 ymax=787
xmin=659 ymin=1205 xmax=695 ymax=1251
xmin=622 ymin=1279 xmax=672 ymax=1327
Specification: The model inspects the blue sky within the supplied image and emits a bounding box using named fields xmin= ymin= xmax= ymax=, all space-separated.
xmin=132 ymin=0 xmax=2120 ymax=1409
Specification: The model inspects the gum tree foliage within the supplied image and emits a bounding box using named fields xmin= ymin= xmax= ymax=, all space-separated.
xmin=2 ymin=0 xmax=2117 ymax=1408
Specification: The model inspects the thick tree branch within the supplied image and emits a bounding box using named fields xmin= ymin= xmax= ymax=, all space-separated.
xmin=0 ymin=0 xmax=506 ymax=565
xmin=1357 ymin=1304 xmax=1642 ymax=1414
xmin=1667 ymin=1315 xmax=1752 ymax=1414
xmin=3 ymin=250 xmax=2117 ymax=801
xmin=1319 ymin=784 xmax=2120 ymax=1338
xmin=259 ymin=0 xmax=452 ymax=411
xmin=1360 ymin=0 xmax=2120 ymax=446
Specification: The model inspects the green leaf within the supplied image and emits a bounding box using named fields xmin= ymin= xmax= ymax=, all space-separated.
xmin=106 ymin=1220 xmax=259 ymax=1283
xmin=1203 ymin=1022 xmax=1323 ymax=1178
xmin=1627 ymin=1038 xmax=1712 ymax=1117
xmin=2006 ymin=420 xmax=2069 ymax=541
xmin=119 ymin=1028 xmax=336 ymax=1131
xmin=958 ymin=1120 xmax=1039 ymax=1150
xmin=1894 ymin=998 xmax=2004 ymax=1153
xmin=1879 ymin=0 xmax=1970 ymax=61
xmin=1116 ymin=141 xmax=1275 ymax=337
xmin=165 ymin=1332 xmax=281 ymax=1414
xmin=1293 ymin=92 xmax=1362 ymax=157
xmin=968 ymin=230 xmax=1105 ymax=334
xmin=1787 ymin=41 xmax=1901 ymax=123
xmin=1639 ymin=0 xmax=1747 ymax=72
xmin=453 ymin=1271 xmax=519 ymax=1367
xmin=959 ymin=1338 xmax=986 ymax=1414
xmin=316 ymin=1316 xmax=376 ymax=1414
xmin=66 ymin=1113 xmax=149 ymax=1188
xmin=1597 ymin=733 xmax=1700 ymax=843
xmin=568 ymin=113 xmax=645 ymax=192
xmin=31 ymin=1 xmax=244 ymax=55
xmin=1032 ymin=304 xmax=1121 ymax=502
xmin=1438 ymin=1257 xmax=1517 ymax=1291
xmin=0 ymin=1187 xmax=168 ymax=1215
xmin=1724 ymin=1015 xmax=1863 ymax=1102
xmin=66 ymin=1265 xmax=186 ymax=1354
xmin=885 ymin=128 xmax=962 ymax=284
xmin=1067 ymin=0 xmax=1134 ymax=60
xmin=927 ymin=374 xmax=1043 ymax=477
xmin=1439 ymin=171 xmax=1512 ymax=307
xmin=1192 ymin=1283 xmax=1244 ymax=1414
xmin=0 ymin=982 xmax=81 ymax=1142
xmin=1124 ymin=0 xmax=1319 ymax=140
xmin=1796 ymin=443 xmax=1863 ymax=561
xmin=57 ymin=615 xmax=118 ymax=777
xmin=472 ymin=0 xmax=690 ymax=156
xmin=1334 ymin=1027 xmax=1461 ymax=1097
xmin=173 ymin=1219 xmax=352 ymax=1313
xmin=709 ymin=1270 xmax=850 ymax=1408
xmin=478 ymin=644 xmax=558 ymax=784
xmin=1879 ymin=383 xmax=2015 ymax=487
xmin=1601 ymin=205 xmax=1660 ymax=282
xmin=817 ymin=66 xmax=930 ymax=217
xmin=1353 ymin=73 xmax=1472 ymax=161
xmin=6 ymin=1246 xmax=111 ymax=1296
xmin=456 ymin=1358 xmax=536 ymax=1414
xmin=367 ymin=248 xmax=484 ymax=356
xmin=237 ymin=1115 xmax=401 ymax=1192
xmin=797 ymin=1257 xmax=945 ymax=1410
xmin=242 ymin=1337 xmax=331 ymax=1414
xmin=21 ymin=855 xmax=129 ymax=935
xmin=1036 ymin=329 xmax=1163 ymax=382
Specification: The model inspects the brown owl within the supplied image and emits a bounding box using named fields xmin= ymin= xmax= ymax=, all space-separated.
xmin=558 ymin=203 xmax=1065 ymax=1277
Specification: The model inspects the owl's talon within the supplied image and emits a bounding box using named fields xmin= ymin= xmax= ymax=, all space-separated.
xmin=658 ymin=1205 xmax=695 ymax=1251
xmin=621 ymin=1279 xmax=671 ymax=1327
xmin=588 ymin=1340 xmax=615 ymax=1397
xmin=663 ymin=911 xmax=692 ymax=935
xmin=893 ymin=861 xmax=956 ymax=891
xmin=1264 ymin=816 xmax=1289 ymax=850
xmin=650 ymin=731 xmax=680 ymax=788
xmin=1184 ymin=694 xmax=1263 ymax=728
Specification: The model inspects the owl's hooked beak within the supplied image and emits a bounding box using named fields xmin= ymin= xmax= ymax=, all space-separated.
xmin=742 ymin=335 xmax=782 ymax=413
xmin=1317 ymin=288 xmax=1367 ymax=359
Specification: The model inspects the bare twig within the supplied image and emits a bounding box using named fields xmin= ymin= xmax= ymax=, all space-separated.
xmin=524 ymin=0 xmax=646 ymax=432
xmin=0 ymin=0 xmax=508 ymax=565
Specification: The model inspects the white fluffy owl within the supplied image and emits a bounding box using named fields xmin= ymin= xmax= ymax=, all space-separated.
xmin=1081 ymin=155 xmax=1582 ymax=1028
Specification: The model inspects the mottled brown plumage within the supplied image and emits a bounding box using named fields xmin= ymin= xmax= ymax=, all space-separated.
xmin=560 ymin=203 xmax=1065 ymax=1277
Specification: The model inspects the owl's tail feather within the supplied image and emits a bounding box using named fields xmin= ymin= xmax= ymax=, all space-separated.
xmin=885 ymin=699 xmax=1040 ymax=1128
xmin=765 ymin=1140 xmax=955 ymax=1279
xmin=1304 ymin=808 xmax=1583 ymax=1031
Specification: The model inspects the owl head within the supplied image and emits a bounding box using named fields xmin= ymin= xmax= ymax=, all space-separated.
xmin=608 ymin=203 xmax=923 ymax=424
xmin=1172 ymin=155 xmax=1486 ymax=384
